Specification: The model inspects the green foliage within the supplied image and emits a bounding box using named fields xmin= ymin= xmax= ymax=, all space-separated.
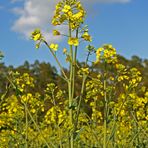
xmin=0 ymin=51 xmax=4 ymax=61
xmin=0 ymin=62 xmax=147 ymax=147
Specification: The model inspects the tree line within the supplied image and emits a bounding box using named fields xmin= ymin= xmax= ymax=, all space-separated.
xmin=0 ymin=54 xmax=147 ymax=97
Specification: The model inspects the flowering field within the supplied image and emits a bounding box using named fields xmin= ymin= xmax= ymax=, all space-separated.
xmin=0 ymin=0 xmax=148 ymax=147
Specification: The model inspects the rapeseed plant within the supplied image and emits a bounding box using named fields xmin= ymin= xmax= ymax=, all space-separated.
xmin=0 ymin=0 xmax=147 ymax=148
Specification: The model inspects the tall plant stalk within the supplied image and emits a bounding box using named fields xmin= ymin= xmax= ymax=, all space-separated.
xmin=103 ymin=63 xmax=108 ymax=148
xmin=68 ymin=21 xmax=74 ymax=148
xmin=25 ymin=103 xmax=28 ymax=148
xmin=72 ymin=28 xmax=79 ymax=99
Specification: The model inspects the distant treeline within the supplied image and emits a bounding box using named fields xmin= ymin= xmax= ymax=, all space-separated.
xmin=0 ymin=55 xmax=148 ymax=96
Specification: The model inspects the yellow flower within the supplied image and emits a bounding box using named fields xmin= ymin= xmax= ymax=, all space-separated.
xmin=81 ymin=32 xmax=92 ymax=41
xmin=52 ymin=19 xmax=60 ymax=26
xmin=68 ymin=11 xmax=73 ymax=17
xmin=53 ymin=30 xmax=61 ymax=36
xmin=109 ymin=76 xmax=114 ymax=81
xmin=31 ymin=29 xmax=42 ymax=41
xmin=76 ymin=2 xmax=82 ymax=9
xmin=62 ymin=5 xmax=71 ymax=13
xmin=33 ymin=34 xmax=41 ymax=41
xmin=68 ymin=37 xmax=79 ymax=46
xmin=96 ymin=45 xmax=117 ymax=64
xmin=31 ymin=109 xmax=36 ymax=113
xmin=49 ymin=43 xmax=59 ymax=51
xmin=103 ymin=44 xmax=113 ymax=49
xmin=81 ymin=67 xmax=89 ymax=75
xmin=55 ymin=3 xmax=62 ymax=10
xmin=96 ymin=48 xmax=103 ymax=58
xmin=120 ymin=110 xmax=125 ymax=116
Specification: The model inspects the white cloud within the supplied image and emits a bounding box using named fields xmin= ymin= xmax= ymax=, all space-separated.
xmin=11 ymin=0 xmax=62 ymax=41
xmin=11 ymin=0 xmax=131 ymax=42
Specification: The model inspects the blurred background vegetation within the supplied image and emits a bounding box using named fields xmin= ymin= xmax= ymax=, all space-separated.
xmin=0 ymin=54 xmax=147 ymax=96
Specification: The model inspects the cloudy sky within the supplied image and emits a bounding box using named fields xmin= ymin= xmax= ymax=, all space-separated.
xmin=0 ymin=0 xmax=148 ymax=67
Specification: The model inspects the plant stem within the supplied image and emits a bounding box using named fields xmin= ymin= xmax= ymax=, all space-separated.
xmin=25 ymin=103 xmax=28 ymax=148
xmin=103 ymin=63 xmax=107 ymax=148
xmin=68 ymin=21 xmax=74 ymax=148
xmin=24 ymin=103 xmax=52 ymax=148
xmin=74 ymin=75 xmax=87 ymax=137
xmin=43 ymin=40 xmax=68 ymax=81
xmin=72 ymin=28 xmax=79 ymax=99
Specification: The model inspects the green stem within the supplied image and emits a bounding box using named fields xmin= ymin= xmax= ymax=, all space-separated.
xmin=74 ymin=75 xmax=87 ymax=137
xmin=23 ymin=103 xmax=53 ymax=148
xmin=72 ymin=28 xmax=79 ymax=99
xmin=5 ymin=75 xmax=53 ymax=147
xmin=43 ymin=40 xmax=68 ymax=81
xmin=107 ymin=115 xmax=117 ymax=146
xmin=68 ymin=21 xmax=74 ymax=148
xmin=85 ymin=51 xmax=90 ymax=66
xmin=25 ymin=103 xmax=28 ymax=148
xmin=132 ymin=111 xmax=140 ymax=146
xmin=103 ymin=63 xmax=107 ymax=148
xmin=107 ymin=86 xmax=132 ymax=145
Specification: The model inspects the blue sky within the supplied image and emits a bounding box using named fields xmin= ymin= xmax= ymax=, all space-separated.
xmin=0 ymin=0 xmax=148 ymax=68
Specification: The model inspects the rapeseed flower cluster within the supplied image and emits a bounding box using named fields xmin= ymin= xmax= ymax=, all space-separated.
xmin=12 ymin=72 xmax=34 ymax=92
xmin=77 ymin=67 xmax=89 ymax=77
xmin=96 ymin=44 xmax=118 ymax=64
xmin=52 ymin=0 xmax=86 ymax=29
xmin=81 ymin=32 xmax=92 ymax=42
